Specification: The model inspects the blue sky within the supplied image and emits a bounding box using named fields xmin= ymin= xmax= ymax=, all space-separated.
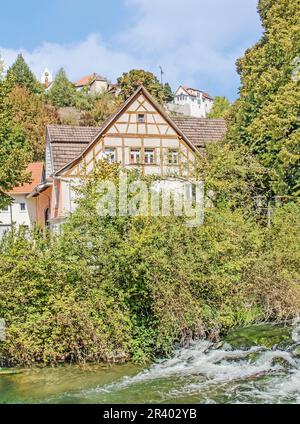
xmin=0 ymin=0 xmax=263 ymax=100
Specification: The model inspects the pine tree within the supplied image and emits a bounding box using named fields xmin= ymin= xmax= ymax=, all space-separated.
xmin=6 ymin=54 xmax=42 ymax=94
xmin=47 ymin=68 xmax=77 ymax=108
xmin=227 ymin=0 xmax=300 ymax=196
xmin=163 ymin=83 xmax=174 ymax=102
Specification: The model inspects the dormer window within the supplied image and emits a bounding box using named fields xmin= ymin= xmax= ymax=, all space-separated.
xmin=138 ymin=114 xmax=145 ymax=123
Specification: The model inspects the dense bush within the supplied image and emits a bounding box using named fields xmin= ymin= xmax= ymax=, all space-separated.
xmin=0 ymin=164 xmax=299 ymax=367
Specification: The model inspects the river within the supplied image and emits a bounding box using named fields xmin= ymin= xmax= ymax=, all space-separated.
xmin=1 ymin=322 xmax=300 ymax=404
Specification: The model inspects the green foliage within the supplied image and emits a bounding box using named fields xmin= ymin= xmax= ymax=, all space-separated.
xmin=0 ymin=164 xmax=299 ymax=367
xmin=227 ymin=0 xmax=300 ymax=196
xmin=0 ymin=55 xmax=4 ymax=80
xmin=0 ymin=82 xmax=31 ymax=208
xmin=244 ymin=202 xmax=300 ymax=319
xmin=5 ymin=54 xmax=42 ymax=94
xmin=0 ymin=227 xmax=132 ymax=366
xmin=47 ymin=68 xmax=77 ymax=108
xmin=208 ymin=96 xmax=231 ymax=118
xmin=194 ymin=142 xmax=267 ymax=207
xmin=163 ymin=83 xmax=174 ymax=102
xmin=79 ymin=92 xmax=121 ymax=126
xmin=4 ymin=86 xmax=60 ymax=160
xmin=117 ymin=69 xmax=172 ymax=103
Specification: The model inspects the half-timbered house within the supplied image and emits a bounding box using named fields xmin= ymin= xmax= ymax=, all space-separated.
xmin=37 ymin=86 xmax=226 ymax=229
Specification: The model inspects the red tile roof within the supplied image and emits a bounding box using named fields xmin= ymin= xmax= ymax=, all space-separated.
xmin=8 ymin=162 xmax=44 ymax=194
xmin=75 ymin=73 xmax=107 ymax=87
xmin=75 ymin=75 xmax=94 ymax=87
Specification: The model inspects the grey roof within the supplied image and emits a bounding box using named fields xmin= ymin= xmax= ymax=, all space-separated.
xmin=172 ymin=117 xmax=227 ymax=147
xmin=47 ymin=125 xmax=99 ymax=173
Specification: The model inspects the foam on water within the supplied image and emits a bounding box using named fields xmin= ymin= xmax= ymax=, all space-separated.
xmin=41 ymin=322 xmax=300 ymax=404
xmin=57 ymin=337 xmax=299 ymax=404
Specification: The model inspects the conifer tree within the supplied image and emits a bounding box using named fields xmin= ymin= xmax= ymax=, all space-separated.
xmin=163 ymin=83 xmax=174 ymax=102
xmin=47 ymin=68 xmax=77 ymax=108
xmin=6 ymin=54 xmax=42 ymax=94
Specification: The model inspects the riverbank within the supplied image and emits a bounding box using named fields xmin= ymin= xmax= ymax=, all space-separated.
xmin=1 ymin=322 xmax=300 ymax=404
xmin=1 ymin=200 xmax=299 ymax=367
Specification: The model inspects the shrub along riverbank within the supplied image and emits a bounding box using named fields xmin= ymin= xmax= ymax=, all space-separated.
xmin=0 ymin=163 xmax=299 ymax=367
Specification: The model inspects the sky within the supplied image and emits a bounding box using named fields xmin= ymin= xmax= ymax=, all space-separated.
xmin=0 ymin=0 xmax=263 ymax=100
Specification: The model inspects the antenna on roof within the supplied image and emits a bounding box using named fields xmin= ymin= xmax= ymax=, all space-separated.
xmin=159 ymin=66 xmax=164 ymax=85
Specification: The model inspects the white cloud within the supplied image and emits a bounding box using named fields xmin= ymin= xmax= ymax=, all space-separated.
xmin=119 ymin=0 xmax=262 ymax=97
xmin=0 ymin=0 xmax=262 ymax=99
xmin=0 ymin=34 xmax=139 ymax=84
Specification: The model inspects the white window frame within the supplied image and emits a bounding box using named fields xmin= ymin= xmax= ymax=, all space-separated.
xmin=144 ymin=148 xmax=155 ymax=165
xmin=130 ymin=148 xmax=141 ymax=164
xmin=137 ymin=114 xmax=145 ymax=123
xmin=168 ymin=149 xmax=179 ymax=165
xmin=104 ymin=147 xmax=116 ymax=163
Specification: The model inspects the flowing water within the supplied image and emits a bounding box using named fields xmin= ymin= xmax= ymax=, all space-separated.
xmin=1 ymin=321 xmax=300 ymax=404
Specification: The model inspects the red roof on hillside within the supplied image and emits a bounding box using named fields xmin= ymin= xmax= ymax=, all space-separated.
xmin=75 ymin=75 xmax=94 ymax=87
xmin=8 ymin=162 xmax=44 ymax=195
xmin=75 ymin=73 xmax=107 ymax=87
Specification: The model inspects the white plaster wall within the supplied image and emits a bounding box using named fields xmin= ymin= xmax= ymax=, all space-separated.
xmin=90 ymin=80 xmax=108 ymax=94
xmin=60 ymin=178 xmax=81 ymax=215
xmin=45 ymin=141 xmax=53 ymax=178
xmin=0 ymin=195 xmax=36 ymax=228
xmin=172 ymin=87 xmax=214 ymax=118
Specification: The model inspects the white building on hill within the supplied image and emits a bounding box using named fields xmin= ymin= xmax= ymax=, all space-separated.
xmin=167 ymin=85 xmax=214 ymax=118
xmin=74 ymin=73 xmax=108 ymax=94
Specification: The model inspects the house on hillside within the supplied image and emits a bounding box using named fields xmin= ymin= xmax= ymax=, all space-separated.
xmin=75 ymin=73 xmax=108 ymax=95
xmin=166 ymin=85 xmax=214 ymax=118
xmin=0 ymin=162 xmax=46 ymax=237
xmin=32 ymin=86 xmax=226 ymax=230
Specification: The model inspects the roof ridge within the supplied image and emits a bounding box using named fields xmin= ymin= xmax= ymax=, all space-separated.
xmin=47 ymin=124 xmax=99 ymax=129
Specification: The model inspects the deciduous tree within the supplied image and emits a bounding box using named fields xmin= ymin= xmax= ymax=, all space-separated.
xmin=227 ymin=0 xmax=300 ymax=196
xmin=4 ymin=86 xmax=60 ymax=160
xmin=117 ymin=69 xmax=171 ymax=103
xmin=208 ymin=96 xmax=231 ymax=118
xmin=80 ymin=92 xmax=121 ymax=126
xmin=0 ymin=84 xmax=30 ymax=208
